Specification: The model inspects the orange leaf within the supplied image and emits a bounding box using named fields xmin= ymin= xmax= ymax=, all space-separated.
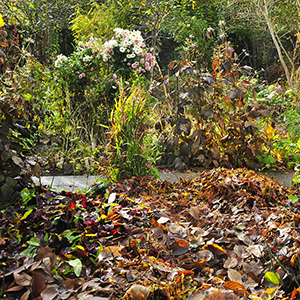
xmin=291 ymin=287 xmax=298 ymax=299
xmin=178 ymin=270 xmax=194 ymax=276
xmin=212 ymin=59 xmax=219 ymax=71
xmin=203 ymin=244 xmax=228 ymax=256
xmin=223 ymin=281 xmax=248 ymax=295
xmin=291 ymin=254 xmax=297 ymax=267
xmin=106 ymin=211 xmax=116 ymax=220
xmin=169 ymin=61 xmax=176 ymax=70
xmin=0 ymin=42 xmax=8 ymax=47
xmin=151 ymin=218 xmax=168 ymax=232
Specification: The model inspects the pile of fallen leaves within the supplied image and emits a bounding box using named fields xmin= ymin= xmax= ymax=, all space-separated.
xmin=1 ymin=168 xmax=300 ymax=300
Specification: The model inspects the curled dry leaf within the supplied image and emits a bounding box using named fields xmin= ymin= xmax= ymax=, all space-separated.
xmin=14 ymin=271 xmax=32 ymax=287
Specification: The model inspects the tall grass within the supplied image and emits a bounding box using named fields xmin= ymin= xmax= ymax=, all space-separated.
xmin=105 ymin=83 xmax=160 ymax=182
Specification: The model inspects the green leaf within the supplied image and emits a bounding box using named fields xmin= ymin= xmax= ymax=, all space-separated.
xmin=288 ymin=194 xmax=298 ymax=204
xmin=21 ymin=188 xmax=35 ymax=204
xmin=68 ymin=258 xmax=82 ymax=277
xmin=234 ymin=224 xmax=245 ymax=231
xmin=28 ymin=237 xmax=40 ymax=247
xmin=20 ymin=209 xmax=33 ymax=221
xmin=264 ymin=271 xmax=281 ymax=286
xmin=20 ymin=245 xmax=35 ymax=258
xmin=29 ymin=3 xmax=37 ymax=9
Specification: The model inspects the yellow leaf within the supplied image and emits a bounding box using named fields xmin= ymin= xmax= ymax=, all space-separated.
xmin=266 ymin=124 xmax=275 ymax=139
xmin=260 ymin=287 xmax=278 ymax=299
xmin=0 ymin=13 xmax=5 ymax=27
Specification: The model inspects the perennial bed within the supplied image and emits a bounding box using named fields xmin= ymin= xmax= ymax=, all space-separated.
xmin=1 ymin=168 xmax=300 ymax=299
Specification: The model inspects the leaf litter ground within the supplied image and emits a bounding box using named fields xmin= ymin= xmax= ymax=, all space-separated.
xmin=1 ymin=168 xmax=300 ymax=300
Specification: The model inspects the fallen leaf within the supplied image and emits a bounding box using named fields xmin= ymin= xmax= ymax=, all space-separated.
xmin=206 ymin=291 xmax=239 ymax=299
xmin=14 ymin=272 xmax=32 ymax=286
xmin=203 ymin=244 xmax=228 ymax=256
xmin=223 ymin=281 xmax=248 ymax=295
xmin=40 ymin=286 xmax=58 ymax=300
xmin=227 ymin=269 xmax=243 ymax=284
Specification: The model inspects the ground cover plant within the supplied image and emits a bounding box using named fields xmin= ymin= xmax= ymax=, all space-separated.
xmin=1 ymin=168 xmax=300 ymax=299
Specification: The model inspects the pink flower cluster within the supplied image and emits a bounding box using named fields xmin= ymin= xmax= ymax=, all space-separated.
xmin=79 ymin=73 xmax=86 ymax=79
xmin=130 ymin=51 xmax=156 ymax=73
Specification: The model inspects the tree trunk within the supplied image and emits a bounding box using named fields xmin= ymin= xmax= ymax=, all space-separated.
xmin=260 ymin=0 xmax=292 ymax=88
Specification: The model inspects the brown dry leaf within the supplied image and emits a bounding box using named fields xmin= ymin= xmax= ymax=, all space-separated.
xmin=35 ymin=246 xmax=55 ymax=262
xmin=0 ymin=237 xmax=6 ymax=245
xmin=242 ymin=261 xmax=263 ymax=277
xmin=40 ymin=286 xmax=58 ymax=300
xmin=203 ymin=244 xmax=228 ymax=256
xmin=182 ymin=259 xmax=207 ymax=274
xmin=12 ymin=155 xmax=24 ymax=168
xmin=170 ymin=240 xmax=190 ymax=256
xmin=14 ymin=271 xmax=32 ymax=286
xmin=31 ymin=162 xmax=42 ymax=178
xmin=97 ymin=246 xmax=121 ymax=261
xmin=195 ymin=249 xmax=214 ymax=261
xmin=227 ymin=269 xmax=243 ymax=284
xmin=246 ymin=245 xmax=263 ymax=258
xmin=189 ymin=206 xmax=201 ymax=219
xmin=206 ymin=291 xmax=239 ymax=300
xmin=6 ymin=284 xmax=25 ymax=292
xmin=223 ymin=281 xmax=248 ymax=295
xmin=224 ymin=257 xmax=238 ymax=269
xmin=20 ymin=289 xmax=31 ymax=300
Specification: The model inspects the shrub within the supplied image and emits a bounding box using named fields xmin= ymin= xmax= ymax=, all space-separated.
xmin=152 ymin=38 xmax=269 ymax=170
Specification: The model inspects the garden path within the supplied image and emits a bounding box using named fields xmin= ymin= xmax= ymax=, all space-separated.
xmin=31 ymin=170 xmax=295 ymax=192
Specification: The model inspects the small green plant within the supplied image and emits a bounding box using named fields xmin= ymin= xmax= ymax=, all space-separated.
xmin=104 ymin=83 xmax=160 ymax=182
xmin=257 ymin=154 xmax=277 ymax=170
